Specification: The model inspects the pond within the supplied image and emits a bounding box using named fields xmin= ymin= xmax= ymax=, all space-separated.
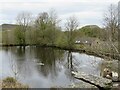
xmin=0 ymin=46 xmax=105 ymax=88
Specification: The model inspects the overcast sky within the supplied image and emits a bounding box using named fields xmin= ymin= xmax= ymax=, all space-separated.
xmin=0 ymin=0 xmax=119 ymax=28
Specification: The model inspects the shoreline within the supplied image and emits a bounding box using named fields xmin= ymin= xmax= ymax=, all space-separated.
xmin=1 ymin=44 xmax=119 ymax=60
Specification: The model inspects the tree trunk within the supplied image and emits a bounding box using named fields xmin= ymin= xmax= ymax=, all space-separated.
xmin=118 ymin=1 xmax=120 ymax=81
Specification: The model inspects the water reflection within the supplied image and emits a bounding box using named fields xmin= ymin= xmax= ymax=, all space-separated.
xmin=34 ymin=47 xmax=65 ymax=78
xmin=67 ymin=51 xmax=73 ymax=70
xmin=1 ymin=47 xmax=77 ymax=87
xmin=1 ymin=46 xmax=104 ymax=88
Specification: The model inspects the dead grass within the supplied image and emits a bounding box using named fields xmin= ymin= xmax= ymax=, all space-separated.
xmin=1 ymin=77 xmax=29 ymax=89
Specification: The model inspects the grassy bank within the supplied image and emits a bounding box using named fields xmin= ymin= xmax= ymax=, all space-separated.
xmin=1 ymin=42 xmax=119 ymax=60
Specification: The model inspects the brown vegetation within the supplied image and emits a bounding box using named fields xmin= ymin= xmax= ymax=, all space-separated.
xmin=1 ymin=77 xmax=28 ymax=88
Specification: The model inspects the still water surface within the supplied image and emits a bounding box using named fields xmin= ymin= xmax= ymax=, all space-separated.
xmin=0 ymin=46 xmax=104 ymax=88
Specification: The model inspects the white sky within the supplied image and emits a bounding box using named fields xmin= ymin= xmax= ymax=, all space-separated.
xmin=0 ymin=0 xmax=119 ymax=28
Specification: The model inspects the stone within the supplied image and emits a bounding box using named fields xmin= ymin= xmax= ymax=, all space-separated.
xmin=112 ymin=71 xmax=118 ymax=81
xmin=69 ymin=82 xmax=98 ymax=88
xmin=71 ymin=71 xmax=112 ymax=88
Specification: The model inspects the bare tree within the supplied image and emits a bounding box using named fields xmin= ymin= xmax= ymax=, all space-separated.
xmin=103 ymin=4 xmax=119 ymax=54
xmin=15 ymin=11 xmax=32 ymax=45
xmin=16 ymin=12 xmax=32 ymax=28
xmin=103 ymin=4 xmax=120 ymax=81
xmin=65 ymin=16 xmax=79 ymax=48
xmin=103 ymin=4 xmax=118 ymax=42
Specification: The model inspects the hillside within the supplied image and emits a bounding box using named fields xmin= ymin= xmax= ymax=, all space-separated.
xmin=81 ymin=25 xmax=101 ymax=29
xmin=0 ymin=24 xmax=18 ymax=31
xmin=78 ymin=25 xmax=102 ymax=38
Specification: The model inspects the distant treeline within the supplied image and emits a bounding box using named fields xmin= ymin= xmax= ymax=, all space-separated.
xmin=1 ymin=23 xmax=112 ymax=46
xmin=1 ymin=4 xmax=118 ymax=49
